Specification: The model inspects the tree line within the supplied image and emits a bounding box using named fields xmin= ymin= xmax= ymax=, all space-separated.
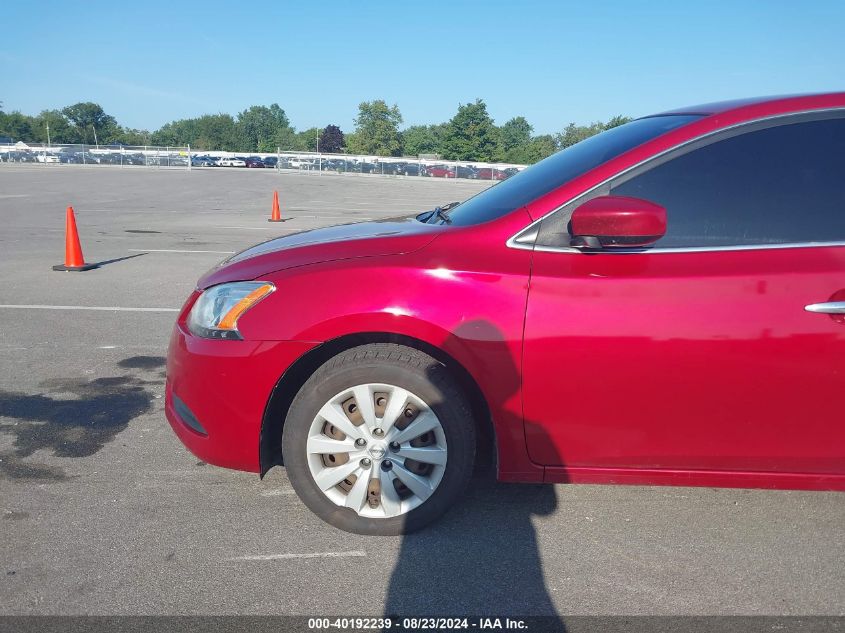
xmin=0 ymin=99 xmax=631 ymax=164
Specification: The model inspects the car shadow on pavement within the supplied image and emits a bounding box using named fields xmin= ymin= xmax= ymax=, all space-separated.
xmin=0 ymin=356 xmax=165 ymax=481
xmin=384 ymin=477 xmax=559 ymax=616
xmin=385 ymin=320 xmax=562 ymax=620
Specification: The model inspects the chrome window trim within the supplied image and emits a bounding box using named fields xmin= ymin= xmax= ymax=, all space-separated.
xmin=506 ymin=107 xmax=845 ymax=254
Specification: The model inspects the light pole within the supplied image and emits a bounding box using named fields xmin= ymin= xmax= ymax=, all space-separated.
xmin=46 ymin=121 xmax=51 ymax=147
xmin=92 ymin=125 xmax=98 ymax=148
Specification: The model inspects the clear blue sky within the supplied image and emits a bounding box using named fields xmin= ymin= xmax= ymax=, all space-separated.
xmin=2 ymin=1 xmax=843 ymax=135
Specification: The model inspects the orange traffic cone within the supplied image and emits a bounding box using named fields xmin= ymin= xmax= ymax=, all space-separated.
xmin=53 ymin=206 xmax=97 ymax=271
xmin=268 ymin=190 xmax=285 ymax=222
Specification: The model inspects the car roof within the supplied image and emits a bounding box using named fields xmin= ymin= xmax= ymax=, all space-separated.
xmin=654 ymin=91 xmax=845 ymax=117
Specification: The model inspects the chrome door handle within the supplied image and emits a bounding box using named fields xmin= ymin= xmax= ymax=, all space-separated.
xmin=805 ymin=301 xmax=845 ymax=314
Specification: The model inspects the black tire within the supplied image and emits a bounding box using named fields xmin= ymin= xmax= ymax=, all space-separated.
xmin=282 ymin=343 xmax=475 ymax=535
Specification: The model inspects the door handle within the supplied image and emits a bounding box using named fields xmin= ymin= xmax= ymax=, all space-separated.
xmin=805 ymin=301 xmax=845 ymax=314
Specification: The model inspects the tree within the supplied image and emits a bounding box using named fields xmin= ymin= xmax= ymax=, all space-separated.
xmin=604 ymin=115 xmax=632 ymax=130
xmin=318 ymin=125 xmax=344 ymax=153
xmin=32 ymin=110 xmax=78 ymax=144
xmin=349 ymin=100 xmax=403 ymax=156
xmin=110 ymin=127 xmax=150 ymax=146
xmin=556 ymin=122 xmax=603 ymax=149
xmin=0 ymin=110 xmax=34 ymax=141
xmin=503 ymin=134 xmax=558 ymax=164
xmin=62 ymin=102 xmax=117 ymax=144
xmin=442 ymin=99 xmax=499 ymax=162
xmin=236 ymin=104 xmax=292 ymax=152
xmin=152 ymin=113 xmax=239 ymax=150
xmin=294 ymin=127 xmax=320 ymax=152
xmin=555 ymin=116 xmax=633 ymax=150
xmin=401 ymin=124 xmax=446 ymax=156
xmin=498 ymin=116 xmax=533 ymax=154
xmin=273 ymin=126 xmax=297 ymax=151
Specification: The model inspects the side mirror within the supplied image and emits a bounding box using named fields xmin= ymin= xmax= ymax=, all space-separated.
xmin=570 ymin=195 xmax=666 ymax=249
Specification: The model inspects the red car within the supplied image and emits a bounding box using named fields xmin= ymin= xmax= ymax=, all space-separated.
xmin=425 ymin=165 xmax=456 ymax=178
xmin=166 ymin=93 xmax=845 ymax=535
xmin=474 ymin=167 xmax=508 ymax=180
xmin=244 ymin=157 xmax=265 ymax=168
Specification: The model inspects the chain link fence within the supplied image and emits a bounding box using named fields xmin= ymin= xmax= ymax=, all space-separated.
xmin=269 ymin=151 xmax=525 ymax=181
xmin=0 ymin=142 xmax=191 ymax=169
xmin=1 ymin=142 xmax=526 ymax=180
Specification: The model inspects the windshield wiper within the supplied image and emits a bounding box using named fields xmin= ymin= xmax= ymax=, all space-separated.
xmin=424 ymin=201 xmax=461 ymax=224
xmin=431 ymin=206 xmax=452 ymax=224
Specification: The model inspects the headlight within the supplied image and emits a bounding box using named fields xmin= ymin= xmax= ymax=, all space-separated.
xmin=187 ymin=281 xmax=275 ymax=340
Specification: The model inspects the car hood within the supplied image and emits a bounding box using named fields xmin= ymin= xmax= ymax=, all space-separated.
xmin=197 ymin=217 xmax=441 ymax=289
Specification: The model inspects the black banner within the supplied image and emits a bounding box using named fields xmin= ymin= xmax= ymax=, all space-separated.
xmin=0 ymin=617 xmax=843 ymax=633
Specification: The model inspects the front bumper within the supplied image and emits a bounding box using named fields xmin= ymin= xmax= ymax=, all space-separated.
xmin=165 ymin=322 xmax=317 ymax=472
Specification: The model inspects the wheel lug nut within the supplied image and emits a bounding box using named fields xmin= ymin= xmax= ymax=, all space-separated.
xmin=381 ymin=460 xmax=393 ymax=471
xmin=361 ymin=458 xmax=372 ymax=467
xmin=373 ymin=428 xmax=384 ymax=437
xmin=389 ymin=442 xmax=400 ymax=452
xmin=355 ymin=438 xmax=367 ymax=447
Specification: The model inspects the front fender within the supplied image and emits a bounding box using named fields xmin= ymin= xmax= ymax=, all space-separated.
xmin=237 ymin=228 xmax=542 ymax=480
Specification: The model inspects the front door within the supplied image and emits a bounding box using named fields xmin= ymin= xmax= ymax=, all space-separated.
xmin=521 ymin=112 xmax=845 ymax=475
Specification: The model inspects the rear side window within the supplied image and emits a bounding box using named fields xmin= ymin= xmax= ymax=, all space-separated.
xmin=610 ymin=114 xmax=845 ymax=247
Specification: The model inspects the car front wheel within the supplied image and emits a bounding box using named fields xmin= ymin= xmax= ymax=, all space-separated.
xmin=282 ymin=344 xmax=475 ymax=535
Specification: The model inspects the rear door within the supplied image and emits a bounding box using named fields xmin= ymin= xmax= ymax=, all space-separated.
xmin=522 ymin=112 xmax=845 ymax=474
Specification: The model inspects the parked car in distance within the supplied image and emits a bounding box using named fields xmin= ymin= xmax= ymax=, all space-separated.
xmin=216 ymin=156 xmax=246 ymax=167
xmin=35 ymin=153 xmax=59 ymax=163
xmin=58 ymin=152 xmax=83 ymax=164
xmin=262 ymin=156 xmax=278 ymax=168
xmin=12 ymin=151 xmax=38 ymax=162
xmin=425 ymin=164 xmax=456 ymax=178
xmin=78 ymin=152 xmax=103 ymax=164
xmin=399 ymin=163 xmax=423 ymax=176
xmin=474 ymin=167 xmax=508 ymax=180
xmin=369 ymin=161 xmax=401 ymax=175
xmin=320 ymin=159 xmax=347 ymax=172
xmin=96 ymin=153 xmax=122 ymax=165
xmin=244 ymin=157 xmax=265 ymax=168
xmin=166 ymin=93 xmax=845 ymax=535
xmin=192 ymin=155 xmax=216 ymax=167
xmin=455 ymin=165 xmax=478 ymax=179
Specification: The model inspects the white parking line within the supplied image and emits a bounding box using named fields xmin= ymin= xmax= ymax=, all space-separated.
xmin=231 ymin=551 xmax=367 ymax=561
xmin=129 ymin=248 xmax=235 ymax=254
xmin=0 ymin=304 xmax=178 ymax=312
xmin=219 ymin=226 xmax=302 ymax=231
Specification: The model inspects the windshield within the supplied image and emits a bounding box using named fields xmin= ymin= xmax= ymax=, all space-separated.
xmin=442 ymin=114 xmax=702 ymax=226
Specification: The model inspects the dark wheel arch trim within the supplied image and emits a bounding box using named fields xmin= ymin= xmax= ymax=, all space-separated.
xmin=258 ymin=332 xmax=496 ymax=478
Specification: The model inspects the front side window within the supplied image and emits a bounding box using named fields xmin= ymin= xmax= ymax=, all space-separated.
xmin=442 ymin=114 xmax=700 ymax=226
xmin=607 ymin=114 xmax=845 ymax=248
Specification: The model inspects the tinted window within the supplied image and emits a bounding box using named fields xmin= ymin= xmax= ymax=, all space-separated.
xmin=444 ymin=115 xmax=700 ymax=226
xmin=611 ymin=115 xmax=845 ymax=247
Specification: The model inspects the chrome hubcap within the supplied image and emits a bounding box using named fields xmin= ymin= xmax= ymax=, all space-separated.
xmin=306 ymin=383 xmax=447 ymax=518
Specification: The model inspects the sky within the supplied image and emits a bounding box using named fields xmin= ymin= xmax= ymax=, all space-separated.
xmin=1 ymin=1 xmax=844 ymax=135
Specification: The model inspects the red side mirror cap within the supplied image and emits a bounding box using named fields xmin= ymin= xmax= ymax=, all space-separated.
xmin=570 ymin=195 xmax=667 ymax=248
